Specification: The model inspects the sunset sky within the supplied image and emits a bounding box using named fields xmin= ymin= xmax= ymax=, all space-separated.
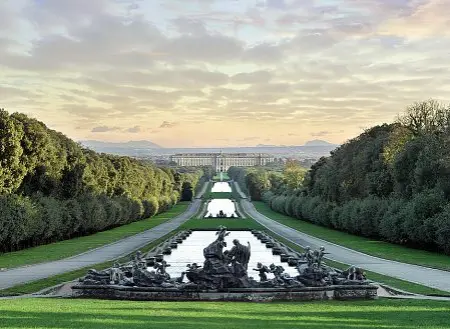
xmin=1 ymin=0 xmax=449 ymax=147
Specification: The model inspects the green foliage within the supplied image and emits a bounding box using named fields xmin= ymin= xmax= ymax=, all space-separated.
xmin=283 ymin=160 xmax=307 ymax=190
xmin=0 ymin=109 xmax=26 ymax=194
xmin=0 ymin=110 xmax=204 ymax=253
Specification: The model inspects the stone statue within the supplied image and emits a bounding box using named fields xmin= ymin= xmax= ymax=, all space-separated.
xmin=215 ymin=226 xmax=230 ymax=242
xmin=253 ymin=262 xmax=270 ymax=281
xmin=269 ymin=263 xmax=285 ymax=284
xmin=110 ymin=262 xmax=123 ymax=284
xmin=228 ymin=239 xmax=251 ymax=270
xmin=154 ymin=260 xmax=171 ymax=279
xmin=303 ymin=246 xmax=314 ymax=267
xmin=317 ymin=246 xmax=329 ymax=267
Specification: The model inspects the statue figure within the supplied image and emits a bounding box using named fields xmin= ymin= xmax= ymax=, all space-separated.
xmin=223 ymin=250 xmax=232 ymax=264
xmin=303 ymin=246 xmax=314 ymax=267
xmin=253 ymin=262 xmax=270 ymax=282
xmin=215 ymin=226 xmax=230 ymax=242
xmin=317 ymin=246 xmax=329 ymax=267
xmin=135 ymin=250 xmax=143 ymax=261
xmin=154 ymin=260 xmax=171 ymax=279
xmin=110 ymin=262 xmax=123 ymax=284
xmin=228 ymin=239 xmax=251 ymax=270
xmin=269 ymin=263 xmax=285 ymax=284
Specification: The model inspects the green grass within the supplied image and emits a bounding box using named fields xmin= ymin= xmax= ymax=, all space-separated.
xmin=203 ymin=192 xmax=233 ymax=199
xmin=181 ymin=218 xmax=264 ymax=230
xmin=0 ymin=231 xmax=180 ymax=296
xmin=0 ymin=202 xmax=190 ymax=270
xmin=212 ymin=173 xmax=230 ymax=181
xmin=254 ymin=201 xmax=450 ymax=271
xmin=0 ymin=298 xmax=449 ymax=329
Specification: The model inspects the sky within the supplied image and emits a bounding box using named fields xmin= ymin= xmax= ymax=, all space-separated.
xmin=1 ymin=0 xmax=449 ymax=148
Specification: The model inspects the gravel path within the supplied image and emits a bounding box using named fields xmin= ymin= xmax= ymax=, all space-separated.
xmin=0 ymin=196 xmax=204 ymax=290
xmin=234 ymin=182 xmax=450 ymax=293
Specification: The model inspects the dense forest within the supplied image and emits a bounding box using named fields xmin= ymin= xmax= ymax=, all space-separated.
xmin=0 ymin=109 xmax=203 ymax=253
xmin=229 ymin=100 xmax=450 ymax=255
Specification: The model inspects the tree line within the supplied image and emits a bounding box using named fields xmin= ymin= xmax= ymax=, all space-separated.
xmin=229 ymin=100 xmax=450 ymax=255
xmin=0 ymin=109 xmax=203 ymax=253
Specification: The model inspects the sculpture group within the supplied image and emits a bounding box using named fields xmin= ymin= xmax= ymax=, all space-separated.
xmin=78 ymin=227 xmax=368 ymax=290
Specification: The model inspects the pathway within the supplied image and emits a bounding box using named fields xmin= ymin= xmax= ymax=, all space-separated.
xmin=234 ymin=182 xmax=450 ymax=293
xmin=195 ymin=180 xmax=209 ymax=199
xmin=0 ymin=188 xmax=206 ymax=290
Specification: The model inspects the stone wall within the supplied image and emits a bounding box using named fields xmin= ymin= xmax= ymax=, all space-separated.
xmin=72 ymin=285 xmax=378 ymax=302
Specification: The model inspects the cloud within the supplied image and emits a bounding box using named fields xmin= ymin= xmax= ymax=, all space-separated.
xmin=231 ymin=70 xmax=273 ymax=84
xmin=311 ymin=130 xmax=345 ymax=137
xmin=265 ymin=0 xmax=288 ymax=10
xmin=2 ymin=0 xmax=450 ymax=147
xmin=243 ymin=43 xmax=284 ymax=63
xmin=91 ymin=126 xmax=121 ymax=133
xmin=377 ymin=0 xmax=450 ymax=38
xmin=126 ymin=125 xmax=141 ymax=133
xmin=159 ymin=121 xmax=178 ymax=128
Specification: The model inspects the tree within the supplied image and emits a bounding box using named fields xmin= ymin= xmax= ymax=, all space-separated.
xmin=283 ymin=160 xmax=306 ymax=190
xmin=397 ymin=99 xmax=450 ymax=135
xmin=181 ymin=181 xmax=194 ymax=201
xmin=0 ymin=109 xmax=26 ymax=194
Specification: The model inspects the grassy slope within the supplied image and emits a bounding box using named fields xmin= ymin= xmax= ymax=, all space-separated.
xmin=0 ymin=202 xmax=190 ymax=270
xmin=0 ymin=299 xmax=449 ymax=329
xmin=212 ymin=173 xmax=230 ymax=181
xmin=254 ymin=201 xmax=450 ymax=271
xmin=203 ymin=192 xmax=233 ymax=199
xmin=181 ymin=218 xmax=264 ymax=230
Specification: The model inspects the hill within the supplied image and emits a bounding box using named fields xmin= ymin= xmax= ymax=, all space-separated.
xmin=303 ymin=139 xmax=337 ymax=147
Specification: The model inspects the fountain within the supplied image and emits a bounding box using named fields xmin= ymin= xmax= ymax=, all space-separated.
xmin=73 ymin=227 xmax=377 ymax=301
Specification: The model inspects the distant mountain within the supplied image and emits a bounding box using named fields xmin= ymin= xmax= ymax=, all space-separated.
xmin=81 ymin=140 xmax=162 ymax=149
xmin=303 ymin=139 xmax=337 ymax=147
xmin=80 ymin=140 xmax=162 ymax=154
xmin=255 ymin=144 xmax=279 ymax=147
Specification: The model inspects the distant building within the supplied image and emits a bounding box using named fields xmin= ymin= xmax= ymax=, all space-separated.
xmin=170 ymin=152 xmax=275 ymax=172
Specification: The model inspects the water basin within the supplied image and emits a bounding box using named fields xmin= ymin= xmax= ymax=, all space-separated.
xmin=211 ymin=182 xmax=231 ymax=193
xmin=156 ymin=230 xmax=299 ymax=282
xmin=205 ymin=199 xmax=237 ymax=217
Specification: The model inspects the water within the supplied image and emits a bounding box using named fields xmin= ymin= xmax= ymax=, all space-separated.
xmin=156 ymin=231 xmax=299 ymax=282
xmin=211 ymin=182 xmax=232 ymax=193
xmin=205 ymin=199 xmax=237 ymax=217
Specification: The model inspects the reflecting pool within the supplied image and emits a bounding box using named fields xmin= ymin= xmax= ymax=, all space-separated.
xmin=205 ymin=199 xmax=237 ymax=217
xmin=158 ymin=230 xmax=299 ymax=281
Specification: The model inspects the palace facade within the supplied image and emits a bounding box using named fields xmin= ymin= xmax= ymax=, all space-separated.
xmin=170 ymin=152 xmax=275 ymax=172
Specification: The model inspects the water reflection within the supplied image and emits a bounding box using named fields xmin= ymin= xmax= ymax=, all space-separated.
xmin=211 ymin=182 xmax=231 ymax=193
xmin=205 ymin=199 xmax=237 ymax=217
xmin=158 ymin=231 xmax=299 ymax=282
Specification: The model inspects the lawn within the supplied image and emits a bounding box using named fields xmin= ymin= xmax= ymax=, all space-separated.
xmin=254 ymin=201 xmax=450 ymax=272
xmin=203 ymin=191 xmax=233 ymax=199
xmin=0 ymin=298 xmax=449 ymax=329
xmin=212 ymin=172 xmax=230 ymax=181
xmin=181 ymin=218 xmax=264 ymax=230
xmin=0 ymin=202 xmax=190 ymax=270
